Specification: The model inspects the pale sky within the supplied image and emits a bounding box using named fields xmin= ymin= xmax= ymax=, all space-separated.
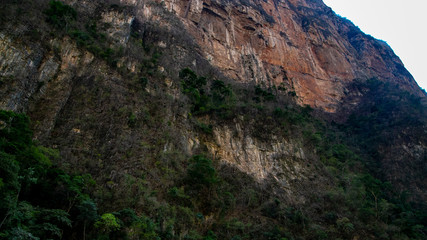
xmin=323 ymin=0 xmax=427 ymax=91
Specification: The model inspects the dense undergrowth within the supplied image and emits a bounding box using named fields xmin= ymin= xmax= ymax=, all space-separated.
xmin=0 ymin=0 xmax=426 ymax=239
xmin=177 ymin=69 xmax=427 ymax=240
xmin=1 ymin=79 xmax=425 ymax=239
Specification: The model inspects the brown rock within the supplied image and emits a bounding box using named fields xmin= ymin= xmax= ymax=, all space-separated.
xmin=141 ymin=0 xmax=424 ymax=112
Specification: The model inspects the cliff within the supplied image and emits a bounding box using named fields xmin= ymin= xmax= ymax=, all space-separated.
xmin=0 ymin=0 xmax=426 ymax=239
xmin=150 ymin=0 xmax=424 ymax=112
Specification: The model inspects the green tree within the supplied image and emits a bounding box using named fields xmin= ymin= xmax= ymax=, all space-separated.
xmin=77 ymin=200 xmax=98 ymax=240
xmin=186 ymin=155 xmax=218 ymax=188
xmin=44 ymin=0 xmax=77 ymax=29
xmin=95 ymin=213 xmax=121 ymax=233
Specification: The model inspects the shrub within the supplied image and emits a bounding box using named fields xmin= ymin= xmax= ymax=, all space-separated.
xmin=254 ymin=85 xmax=275 ymax=102
xmin=180 ymin=68 xmax=207 ymax=91
xmin=44 ymin=0 xmax=76 ymax=29
xmin=95 ymin=213 xmax=121 ymax=233
xmin=186 ymin=155 xmax=218 ymax=188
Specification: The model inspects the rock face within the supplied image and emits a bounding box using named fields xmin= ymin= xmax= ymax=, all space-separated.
xmin=139 ymin=0 xmax=424 ymax=112
xmin=0 ymin=0 xmax=425 ymax=192
xmin=0 ymin=33 xmax=96 ymax=140
xmin=0 ymin=1 xmax=426 ymax=237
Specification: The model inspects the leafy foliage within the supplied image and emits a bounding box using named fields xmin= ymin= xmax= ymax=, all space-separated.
xmin=95 ymin=213 xmax=121 ymax=233
xmin=186 ymin=155 xmax=218 ymax=188
xmin=2 ymin=1 xmax=426 ymax=239
xmin=44 ymin=0 xmax=77 ymax=29
xmin=344 ymin=79 xmax=426 ymax=160
xmin=254 ymin=85 xmax=275 ymax=102
xmin=0 ymin=110 xmax=69 ymax=239
xmin=180 ymin=68 xmax=235 ymax=118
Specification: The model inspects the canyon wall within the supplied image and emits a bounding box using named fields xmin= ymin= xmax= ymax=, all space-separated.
xmin=134 ymin=0 xmax=423 ymax=112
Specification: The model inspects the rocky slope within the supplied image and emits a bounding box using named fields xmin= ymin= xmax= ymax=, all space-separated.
xmin=150 ymin=0 xmax=424 ymax=112
xmin=0 ymin=0 xmax=426 ymax=239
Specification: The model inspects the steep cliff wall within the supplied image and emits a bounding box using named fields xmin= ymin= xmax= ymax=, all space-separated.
xmin=2 ymin=0 xmax=424 ymax=114
xmin=0 ymin=0 xmax=425 ymax=198
xmin=0 ymin=0 xmax=426 ymax=239
xmin=0 ymin=0 xmax=323 ymax=200
xmin=140 ymin=0 xmax=424 ymax=112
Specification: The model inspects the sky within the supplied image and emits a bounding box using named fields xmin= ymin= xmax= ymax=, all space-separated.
xmin=322 ymin=0 xmax=427 ymax=90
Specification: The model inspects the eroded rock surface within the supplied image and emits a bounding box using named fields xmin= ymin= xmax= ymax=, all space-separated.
xmin=131 ymin=0 xmax=424 ymax=112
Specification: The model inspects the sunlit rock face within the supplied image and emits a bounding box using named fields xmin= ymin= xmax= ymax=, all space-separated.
xmin=126 ymin=0 xmax=423 ymax=112
xmin=0 ymin=0 xmax=425 ymax=210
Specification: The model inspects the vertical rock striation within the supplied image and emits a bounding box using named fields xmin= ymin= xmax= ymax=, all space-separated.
xmin=132 ymin=0 xmax=424 ymax=112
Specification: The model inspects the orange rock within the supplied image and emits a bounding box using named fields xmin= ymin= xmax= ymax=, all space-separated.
xmin=156 ymin=0 xmax=424 ymax=111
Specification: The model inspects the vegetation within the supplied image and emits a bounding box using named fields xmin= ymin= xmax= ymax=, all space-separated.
xmin=0 ymin=110 xmax=71 ymax=239
xmin=0 ymin=0 xmax=425 ymax=239
xmin=44 ymin=0 xmax=76 ymax=29
xmin=43 ymin=0 xmax=119 ymax=66
xmin=177 ymin=70 xmax=427 ymax=239
xmin=180 ymin=68 xmax=235 ymax=118
xmin=344 ymin=79 xmax=426 ymax=166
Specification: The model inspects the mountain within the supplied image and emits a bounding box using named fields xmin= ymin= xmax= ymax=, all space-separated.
xmin=154 ymin=0 xmax=424 ymax=111
xmin=0 ymin=0 xmax=426 ymax=239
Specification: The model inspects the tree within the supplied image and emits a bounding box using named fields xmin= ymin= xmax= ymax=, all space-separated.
xmin=186 ymin=155 xmax=218 ymax=188
xmin=77 ymin=200 xmax=98 ymax=240
xmin=95 ymin=213 xmax=121 ymax=234
xmin=44 ymin=0 xmax=77 ymax=30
